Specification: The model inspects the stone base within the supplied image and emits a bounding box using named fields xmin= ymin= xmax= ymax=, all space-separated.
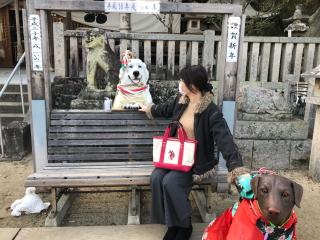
xmin=71 ymin=99 xmax=104 ymax=109
xmin=2 ymin=121 xmax=31 ymax=160
xmin=71 ymin=88 xmax=115 ymax=110
xmin=235 ymin=139 xmax=311 ymax=170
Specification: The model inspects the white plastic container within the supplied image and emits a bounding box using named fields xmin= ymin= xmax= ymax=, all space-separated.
xmin=104 ymin=97 xmax=112 ymax=112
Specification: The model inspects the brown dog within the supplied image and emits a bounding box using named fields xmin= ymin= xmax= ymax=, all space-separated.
xmin=251 ymin=174 xmax=303 ymax=226
xmin=202 ymin=174 xmax=303 ymax=240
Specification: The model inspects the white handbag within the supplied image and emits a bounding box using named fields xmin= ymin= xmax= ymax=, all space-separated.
xmin=153 ymin=122 xmax=197 ymax=172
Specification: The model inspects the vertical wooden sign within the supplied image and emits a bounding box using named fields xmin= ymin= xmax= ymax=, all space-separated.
xmin=29 ymin=14 xmax=43 ymax=71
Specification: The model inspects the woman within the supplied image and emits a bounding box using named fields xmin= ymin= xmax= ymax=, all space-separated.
xmin=139 ymin=65 xmax=248 ymax=240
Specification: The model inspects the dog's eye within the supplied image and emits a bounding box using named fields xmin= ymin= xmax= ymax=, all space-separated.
xmin=138 ymin=65 xmax=142 ymax=68
xmin=129 ymin=65 xmax=133 ymax=68
xmin=261 ymin=188 xmax=268 ymax=194
xmin=281 ymin=191 xmax=289 ymax=198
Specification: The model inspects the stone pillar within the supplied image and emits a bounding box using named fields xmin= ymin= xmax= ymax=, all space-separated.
xmin=302 ymin=65 xmax=320 ymax=181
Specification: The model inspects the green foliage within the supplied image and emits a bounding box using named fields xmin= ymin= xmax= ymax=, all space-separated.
xmin=244 ymin=0 xmax=320 ymax=36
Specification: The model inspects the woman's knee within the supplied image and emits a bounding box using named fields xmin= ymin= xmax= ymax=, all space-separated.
xmin=162 ymin=173 xmax=176 ymax=192
xmin=150 ymin=168 xmax=166 ymax=185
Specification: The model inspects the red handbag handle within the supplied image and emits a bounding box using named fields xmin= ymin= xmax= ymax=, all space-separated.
xmin=162 ymin=121 xmax=188 ymax=143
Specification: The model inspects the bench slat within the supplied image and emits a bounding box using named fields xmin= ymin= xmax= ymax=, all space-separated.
xmin=50 ymin=119 xmax=169 ymax=126
xmin=50 ymin=113 xmax=164 ymax=120
xmin=49 ymin=126 xmax=166 ymax=133
xmin=48 ymin=153 xmax=152 ymax=161
xmin=48 ymin=139 xmax=152 ymax=146
xmin=48 ymin=146 xmax=152 ymax=154
xmin=48 ymin=132 xmax=161 ymax=140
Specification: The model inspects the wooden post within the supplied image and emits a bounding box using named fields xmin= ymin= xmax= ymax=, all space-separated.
xmin=14 ymin=0 xmax=23 ymax=59
xmin=302 ymin=65 xmax=320 ymax=181
xmin=304 ymin=44 xmax=316 ymax=137
xmin=53 ymin=21 xmax=67 ymax=77
xmin=202 ymin=30 xmax=215 ymax=79
xmin=26 ymin=1 xmax=48 ymax=172
xmin=119 ymin=13 xmax=131 ymax=57
xmin=69 ymin=37 xmax=79 ymax=77
xmin=40 ymin=10 xmax=52 ymax=122
xmin=217 ymin=14 xmax=228 ymax=108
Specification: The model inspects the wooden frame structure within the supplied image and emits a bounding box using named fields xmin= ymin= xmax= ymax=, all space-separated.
xmin=24 ymin=0 xmax=245 ymax=226
xmin=24 ymin=0 xmax=245 ymax=174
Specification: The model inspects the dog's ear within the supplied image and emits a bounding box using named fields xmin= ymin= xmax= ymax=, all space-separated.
xmin=143 ymin=62 xmax=149 ymax=80
xmin=251 ymin=175 xmax=260 ymax=199
xmin=291 ymin=181 xmax=303 ymax=208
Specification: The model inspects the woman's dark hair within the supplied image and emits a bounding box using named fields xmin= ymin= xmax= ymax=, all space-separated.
xmin=178 ymin=65 xmax=213 ymax=94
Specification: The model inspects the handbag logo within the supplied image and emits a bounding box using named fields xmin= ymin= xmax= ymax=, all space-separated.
xmin=168 ymin=150 xmax=175 ymax=160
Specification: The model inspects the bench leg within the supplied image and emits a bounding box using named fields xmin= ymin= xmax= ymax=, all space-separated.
xmin=191 ymin=186 xmax=216 ymax=223
xmin=128 ymin=187 xmax=140 ymax=225
xmin=45 ymin=188 xmax=74 ymax=227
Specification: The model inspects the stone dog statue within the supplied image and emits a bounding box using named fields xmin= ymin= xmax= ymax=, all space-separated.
xmin=85 ymin=29 xmax=118 ymax=93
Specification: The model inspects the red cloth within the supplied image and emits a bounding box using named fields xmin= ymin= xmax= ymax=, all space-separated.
xmin=202 ymin=199 xmax=297 ymax=240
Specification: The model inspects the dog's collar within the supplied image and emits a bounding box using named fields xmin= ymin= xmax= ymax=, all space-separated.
xmin=249 ymin=200 xmax=295 ymax=240
xmin=256 ymin=219 xmax=295 ymax=240
xmin=117 ymin=84 xmax=148 ymax=95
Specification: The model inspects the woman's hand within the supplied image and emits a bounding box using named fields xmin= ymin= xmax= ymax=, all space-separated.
xmin=227 ymin=166 xmax=251 ymax=184
xmin=139 ymin=104 xmax=147 ymax=112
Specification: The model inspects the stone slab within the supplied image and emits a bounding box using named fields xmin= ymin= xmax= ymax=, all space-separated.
xmin=234 ymin=139 xmax=253 ymax=168
xmin=235 ymin=120 xmax=308 ymax=140
xmin=0 ymin=228 xmax=20 ymax=240
xmin=252 ymin=140 xmax=291 ymax=169
xmin=15 ymin=224 xmax=207 ymax=240
xmin=290 ymin=140 xmax=312 ymax=169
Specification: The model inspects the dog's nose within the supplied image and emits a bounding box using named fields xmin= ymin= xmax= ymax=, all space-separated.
xmin=268 ymin=207 xmax=280 ymax=216
xmin=133 ymin=71 xmax=140 ymax=77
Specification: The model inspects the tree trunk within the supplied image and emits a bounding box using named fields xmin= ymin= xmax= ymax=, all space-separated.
xmin=306 ymin=7 xmax=320 ymax=37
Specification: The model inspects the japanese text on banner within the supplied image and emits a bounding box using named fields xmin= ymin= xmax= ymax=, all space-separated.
xmin=29 ymin=14 xmax=43 ymax=71
xmin=226 ymin=16 xmax=241 ymax=63
xmin=105 ymin=1 xmax=160 ymax=14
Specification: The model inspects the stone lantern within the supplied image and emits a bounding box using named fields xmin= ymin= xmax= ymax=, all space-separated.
xmin=283 ymin=4 xmax=310 ymax=37
xmin=301 ymin=65 xmax=320 ymax=181
xmin=184 ymin=14 xmax=206 ymax=34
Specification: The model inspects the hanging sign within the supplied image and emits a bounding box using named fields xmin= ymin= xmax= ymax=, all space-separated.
xmin=226 ymin=16 xmax=241 ymax=63
xmin=105 ymin=0 xmax=160 ymax=14
xmin=29 ymin=14 xmax=43 ymax=71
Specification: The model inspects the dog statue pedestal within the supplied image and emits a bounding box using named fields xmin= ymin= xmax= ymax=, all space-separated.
xmin=302 ymin=65 xmax=320 ymax=181
xmin=71 ymin=86 xmax=115 ymax=109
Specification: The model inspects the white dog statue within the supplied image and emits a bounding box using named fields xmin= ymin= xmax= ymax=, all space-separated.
xmin=113 ymin=58 xmax=153 ymax=110
xmin=10 ymin=187 xmax=50 ymax=217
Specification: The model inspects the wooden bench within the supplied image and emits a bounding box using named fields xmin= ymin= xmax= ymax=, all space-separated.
xmin=25 ymin=110 xmax=228 ymax=226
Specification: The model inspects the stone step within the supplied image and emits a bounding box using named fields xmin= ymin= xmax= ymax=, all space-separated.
xmin=0 ymin=104 xmax=29 ymax=114
xmin=6 ymin=224 xmax=208 ymax=240
xmin=0 ymin=91 xmax=29 ymax=102
xmin=0 ymin=84 xmax=28 ymax=92
xmin=0 ymin=114 xmax=25 ymax=127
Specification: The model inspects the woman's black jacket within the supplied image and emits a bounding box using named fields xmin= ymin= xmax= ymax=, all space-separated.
xmin=150 ymin=93 xmax=243 ymax=176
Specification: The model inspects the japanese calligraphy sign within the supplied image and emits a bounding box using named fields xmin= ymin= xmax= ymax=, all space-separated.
xmin=29 ymin=14 xmax=43 ymax=71
xmin=226 ymin=16 xmax=241 ymax=63
xmin=105 ymin=0 xmax=160 ymax=14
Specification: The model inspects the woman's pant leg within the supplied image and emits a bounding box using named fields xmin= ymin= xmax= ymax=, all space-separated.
xmin=150 ymin=168 xmax=169 ymax=224
xmin=162 ymin=170 xmax=193 ymax=228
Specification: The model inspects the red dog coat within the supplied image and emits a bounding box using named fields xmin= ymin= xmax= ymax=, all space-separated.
xmin=202 ymin=199 xmax=297 ymax=240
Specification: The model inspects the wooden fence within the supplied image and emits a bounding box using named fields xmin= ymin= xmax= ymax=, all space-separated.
xmin=53 ymin=25 xmax=320 ymax=84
